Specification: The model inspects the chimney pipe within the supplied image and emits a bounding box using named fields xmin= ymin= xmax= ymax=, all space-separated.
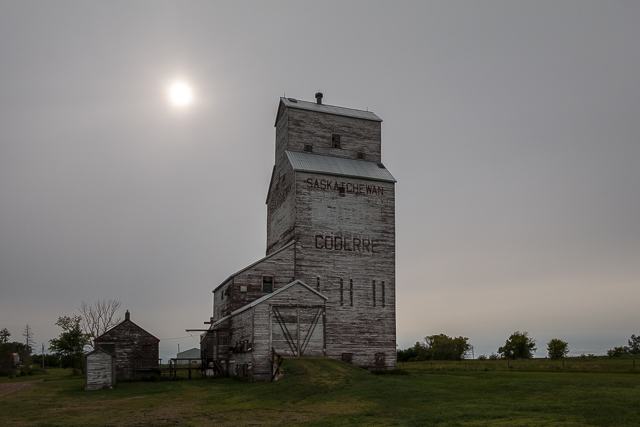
xmin=125 ymin=310 xmax=130 ymax=321
xmin=315 ymin=92 xmax=323 ymax=104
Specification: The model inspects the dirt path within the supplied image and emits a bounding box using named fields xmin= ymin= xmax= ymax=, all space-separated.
xmin=0 ymin=379 xmax=44 ymax=398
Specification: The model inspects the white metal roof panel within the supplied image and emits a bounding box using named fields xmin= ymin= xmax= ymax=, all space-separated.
xmin=280 ymin=97 xmax=382 ymax=122
xmin=286 ymin=150 xmax=396 ymax=183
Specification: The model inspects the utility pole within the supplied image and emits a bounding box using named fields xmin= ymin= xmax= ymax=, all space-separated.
xmin=42 ymin=343 xmax=45 ymax=369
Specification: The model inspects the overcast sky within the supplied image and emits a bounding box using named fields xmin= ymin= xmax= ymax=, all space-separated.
xmin=1 ymin=1 xmax=639 ymax=360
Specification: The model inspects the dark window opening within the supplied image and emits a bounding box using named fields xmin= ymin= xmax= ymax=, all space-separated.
xmin=382 ymin=281 xmax=385 ymax=307
xmin=99 ymin=343 xmax=115 ymax=354
xmin=341 ymin=353 xmax=353 ymax=364
xmin=304 ymin=144 xmax=313 ymax=152
xmin=338 ymin=187 xmax=345 ymax=197
xmin=263 ymin=276 xmax=273 ymax=293
xmin=316 ymin=276 xmax=320 ymax=291
xmin=350 ymin=278 xmax=353 ymax=306
xmin=340 ymin=277 xmax=344 ymax=306
xmin=331 ymin=134 xmax=341 ymax=148
xmin=375 ymin=352 xmax=386 ymax=366
xmin=372 ymin=280 xmax=376 ymax=307
xmin=357 ymin=152 xmax=364 ymax=160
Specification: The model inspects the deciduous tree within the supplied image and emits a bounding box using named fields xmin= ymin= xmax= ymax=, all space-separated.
xmin=547 ymin=338 xmax=569 ymax=360
xmin=424 ymin=334 xmax=471 ymax=360
xmin=78 ymin=299 xmax=122 ymax=347
xmin=498 ymin=331 xmax=536 ymax=359
xmin=49 ymin=315 xmax=89 ymax=374
xmin=628 ymin=334 xmax=640 ymax=355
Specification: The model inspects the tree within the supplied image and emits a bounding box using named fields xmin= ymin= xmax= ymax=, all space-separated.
xmin=0 ymin=328 xmax=10 ymax=344
xmin=423 ymin=334 xmax=471 ymax=360
xmin=547 ymin=338 xmax=569 ymax=360
xmin=49 ymin=315 xmax=89 ymax=374
xmin=22 ymin=324 xmax=35 ymax=353
xmin=498 ymin=331 xmax=537 ymax=359
xmin=607 ymin=346 xmax=629 ymax=358
xmin=628 ymin=334 xmax=640 ymax=355
xmin=78 ymin=299 xmax=122 ymax=347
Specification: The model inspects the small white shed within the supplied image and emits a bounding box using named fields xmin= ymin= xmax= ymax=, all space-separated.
xmin=85 ymin=348 xmax=115 ymax=391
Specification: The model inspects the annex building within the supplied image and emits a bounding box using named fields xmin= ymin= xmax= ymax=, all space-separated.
xmin=204 ymin=93 xmax=396 ymax=381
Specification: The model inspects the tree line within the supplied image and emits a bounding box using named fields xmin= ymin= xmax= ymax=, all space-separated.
xmin=0 ymin=299 xmax=122 ymax=377
xmin=397 ymin=331 xmax=640 ymax=362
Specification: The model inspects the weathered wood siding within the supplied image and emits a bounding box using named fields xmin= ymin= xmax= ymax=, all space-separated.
xmin=222 ymin=282 xmax=326 ymax=382
xmin=266 ymin=160 xmax=296 ymax=255
xmin=275 ymin=106 xmax=382 ymax=166
xmin=213 ymin=243 xmax=295 ymax=319
xmin=94 ymin=319 xmax=159 ymax=381
xmin=85 ymin=350 xmax=115 ymax=391
xmin=293 ymin=170 xmax=396 ymax=369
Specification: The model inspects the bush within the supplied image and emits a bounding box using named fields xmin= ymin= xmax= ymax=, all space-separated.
xmin=397 ymin=334 xmax=472 ymax=362
xmin=488 ymin=353 xmax=499 ymax=360
xmin=498 ymin=331 xmax=536 ymax=359
xmin=607 ymin=346 xmax=629 ymax=358
xmin=477 ymin=354 xmax=487 ymax=361
xmin=547 ymin=338 xmax=569 ymax=360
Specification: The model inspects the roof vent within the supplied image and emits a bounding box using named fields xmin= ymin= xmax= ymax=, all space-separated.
xmin=315 ymin=92 xmax=323 ymax=104
xmin=288 ymin=98 xmax=297 ymax=103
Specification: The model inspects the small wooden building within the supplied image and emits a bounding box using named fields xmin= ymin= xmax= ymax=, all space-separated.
xmin=85 ymin=348 xmax=115 ymax=391
xmin=94 ymin=310 xmax=160 ymax=381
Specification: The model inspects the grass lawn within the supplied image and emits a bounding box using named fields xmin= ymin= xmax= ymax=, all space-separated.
xmin=0 ymin=358 xmax=638 ymax=426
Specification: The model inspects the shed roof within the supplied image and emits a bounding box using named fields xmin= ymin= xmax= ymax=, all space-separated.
xmin=212 ymin=240 xmax=295 ymax=293
xmin=286 ymin=150 xmax=396 ymax=183
xmin=212 ymin=279 xmax=327 ymax=328
xmin=276 ymin=97 xmax=382 ymax=124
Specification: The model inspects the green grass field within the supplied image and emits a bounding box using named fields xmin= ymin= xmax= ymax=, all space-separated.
xmin=1 ymin=358 xmax=638 ymax=426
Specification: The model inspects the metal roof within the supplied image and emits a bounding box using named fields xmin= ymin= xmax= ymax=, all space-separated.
xmin=286 ymin=150 xmax=396 ymax=183
xmin=279 ymin=97 xmax=382 ymax=122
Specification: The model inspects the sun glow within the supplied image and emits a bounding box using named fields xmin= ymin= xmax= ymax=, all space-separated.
xmin=168 ymin=81 xmax=193 ymax=107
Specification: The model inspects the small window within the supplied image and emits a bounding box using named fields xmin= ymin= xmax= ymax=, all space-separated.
xmin=340 ymin=277 xmax=344 ymax=306
xmin=304 ymin=144 xmax=313 ymax=152
xmin=240 ymin=285 xmax=247 ymax=293
xmin=357 ymin=152 xmax=364 ymax=160
xmin=331 ymin=134 xmax=341 ymax=148
xmin=338 ymin=187 xmax=345 ymax=197
xmin=382 ymin=281 xmax=385 ymax=307
xmin=316 ymin=276 xmax=320 ymax=291
xmin=263 ymin=276 xmax=273 ymax=293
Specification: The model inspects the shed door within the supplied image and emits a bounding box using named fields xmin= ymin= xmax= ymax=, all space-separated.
xmin=271 ymin=306 xmax=324 ymax=357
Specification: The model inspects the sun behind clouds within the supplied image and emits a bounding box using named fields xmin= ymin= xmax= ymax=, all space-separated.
xmin=168 ymin=81 xmax=193 ymax=107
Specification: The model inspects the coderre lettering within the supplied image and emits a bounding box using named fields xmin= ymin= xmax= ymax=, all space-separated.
xmin=314 ymin=234 xmax=380 ymax=254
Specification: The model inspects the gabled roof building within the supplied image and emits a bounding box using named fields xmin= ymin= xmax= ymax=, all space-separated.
xmin=206 ymin=93 xmax=396 ymax=380
xmin=93 ymin=310 xmax=160 ymax=381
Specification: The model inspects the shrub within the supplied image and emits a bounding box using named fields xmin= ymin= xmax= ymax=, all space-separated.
xmin=477 ymin=354 xmax=487 ymax=361
xmin=607 ymin=346 xmax=629 ymax=358
xmin=488 ymin=353 xmax=499 ymax=360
